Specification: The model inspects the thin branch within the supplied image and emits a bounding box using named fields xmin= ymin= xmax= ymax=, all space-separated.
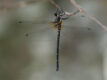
xmin=83 ymin=10 xmax=107 ymax=31
xmin=70 ymin=0 xmax=107 ymax=31
xmin=49 ymin=0 xmax=80 ymax=16
xmin=70 ymin=0 xmax=82 ymax=11
xmin=49 ymin=0 xmax=107 ymax=31
xmin=65 ymin=10 xmax=80 ymax=16
xmin=49 ymin=0 xmax=61 ymax=10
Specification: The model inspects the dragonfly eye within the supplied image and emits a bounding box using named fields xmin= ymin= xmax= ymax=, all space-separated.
xmin=54 ymin=13 xmax=57 ymax=16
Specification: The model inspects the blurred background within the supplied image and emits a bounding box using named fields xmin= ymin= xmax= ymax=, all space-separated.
xmin=0 ymin=0 xmax=107 ymax=80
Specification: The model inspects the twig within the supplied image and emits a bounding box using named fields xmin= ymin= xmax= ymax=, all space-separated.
xmin=70 ymin=0 xmax=107 ymax=31
xmin=49 ymin=0 xmax=80 ymax=16
xmin=70 ymin=0 xmax=82 ymax=11
xmin=49 ymin=0 xmax=107 ymax=31
xmin=83 ymin=10 xmax=107 ymax=31
xmin=49 ymin=0 xmax=61 ymax=10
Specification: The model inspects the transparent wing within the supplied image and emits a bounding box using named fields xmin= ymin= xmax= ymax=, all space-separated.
xmin=16 ymin=20 xmax=70 ymax=37
xmin=16 ymin=17 xmax=92 ymax=39
xmin=17 ymin=20 xmax=53 ymax=37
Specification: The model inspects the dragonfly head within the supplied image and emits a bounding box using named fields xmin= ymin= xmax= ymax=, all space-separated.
xmin=54 ymin=9 xmax=65 ymax=17
xmin=54 ymin=13 xmax=60 ymax=18
xmin=54 ymin=13 xmax=57 ymax=16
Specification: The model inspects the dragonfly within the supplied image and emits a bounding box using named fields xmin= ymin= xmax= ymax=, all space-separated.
xmin=49 ymin=9 xmax=69 ymax=71
xmin=17 ymin=9 xmax=91 ymax=71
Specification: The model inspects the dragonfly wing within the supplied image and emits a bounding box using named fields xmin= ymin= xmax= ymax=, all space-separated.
xmin=49 ymin=22 xmax=58 ymax=29
xmin=17 ymin=20 xmax=53 ymax=37
xmin=50 ymin=21 xmax=62 ymax=30
xmin=17 ymin=20 xmax=49 ymax=24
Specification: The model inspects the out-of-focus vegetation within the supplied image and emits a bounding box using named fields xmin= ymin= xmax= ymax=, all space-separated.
xmin=0 ymin=0 xmax=107 ymax=80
